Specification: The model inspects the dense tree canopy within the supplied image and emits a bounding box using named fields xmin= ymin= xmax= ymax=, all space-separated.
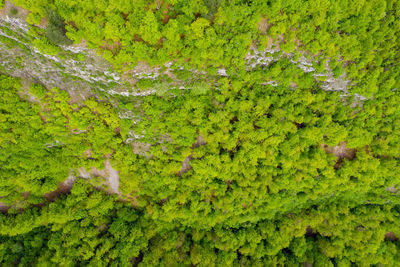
xmin=0 ymin=0 xmax=399 ymax=266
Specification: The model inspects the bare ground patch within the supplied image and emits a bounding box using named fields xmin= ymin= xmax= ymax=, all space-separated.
xmin=257 ymin=17 xmax=272 ymax=35
xmin=322 ymin=142 xmax=356 ymax=168
xmin=78 ymin=159 xmax=120 ymax=194
xmin=39 ymin=17 xmax=47 ymax=28
xmin=0 ymin=1 xmax=29 ymax=20
xmin=179 ymin=155 xmax=193 ymax=176
xmin=178 ymin=135 xmax=207 ymax=176
xmin=43 ymin=175 xmax=75 ymax=201
xmin=0 ymin=202 xmax=9 ymax=213
xmin=71 ymin=38 xmax=88 ymax=49
xmin=101 ymin=41 xmax=122 ymax=55
xmin=385 ymin=232 xmax=398 ymax=241
xmin=132 ymin=142 xmax=152 ymax=157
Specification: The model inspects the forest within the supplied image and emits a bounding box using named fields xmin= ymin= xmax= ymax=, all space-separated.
xmin=0 ymin=0 xmax=399 ymax=266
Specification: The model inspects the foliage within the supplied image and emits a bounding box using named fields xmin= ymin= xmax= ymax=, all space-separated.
xmin=9 ymin=0 xmax=399 ymax=96
xmin=0 ymin=75 xmax=131 ymax=206
xmin=1 ymin=181 xmax=400 ymax=266
xmin=9 ymin=7 xmax=18 ymax=16
xmin=1 ymin=0 xmax=400 ymax=265
xmin=45 ymin=8 xmax=73 ymax=45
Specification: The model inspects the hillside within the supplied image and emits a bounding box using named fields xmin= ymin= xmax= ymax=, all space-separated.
xmin=0 ymin=0 xmax=399 ymax=266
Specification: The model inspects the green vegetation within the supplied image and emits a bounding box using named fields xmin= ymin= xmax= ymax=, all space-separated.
xmin=45 ymin=8 xmax=73 ymax=45
xmin=10 ymin=0 xmax=399 ymax=97
xmin=9 ymin=7 xmax=18 ymax=16
xmin=0 ymin=0 xmax=399 ymax=266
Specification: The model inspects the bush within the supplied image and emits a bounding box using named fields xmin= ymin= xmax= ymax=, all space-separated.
xmin=203 ymin=0 xmax=222 ymax=19
xmin=45 ymin=9 xmax=72 ymax=46
xmin=9 ymin=7 xmax=18 ymax=16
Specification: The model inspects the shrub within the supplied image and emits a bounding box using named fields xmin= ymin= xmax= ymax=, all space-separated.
xmin=45 ymin=9 xmax=72 ymax=46
xmin=9 ymin=7 xmax=18 ymax=16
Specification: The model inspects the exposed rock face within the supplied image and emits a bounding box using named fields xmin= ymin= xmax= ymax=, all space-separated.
xmin=78 ymin=159 xmax=120 ymax=194
xmin=245 ymin=46 xmax=357 ymax=97
xmin=0 ymin=16 xmax=128 ymax=100
xmin=1 ymin=15 xmax=363 ymax=101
